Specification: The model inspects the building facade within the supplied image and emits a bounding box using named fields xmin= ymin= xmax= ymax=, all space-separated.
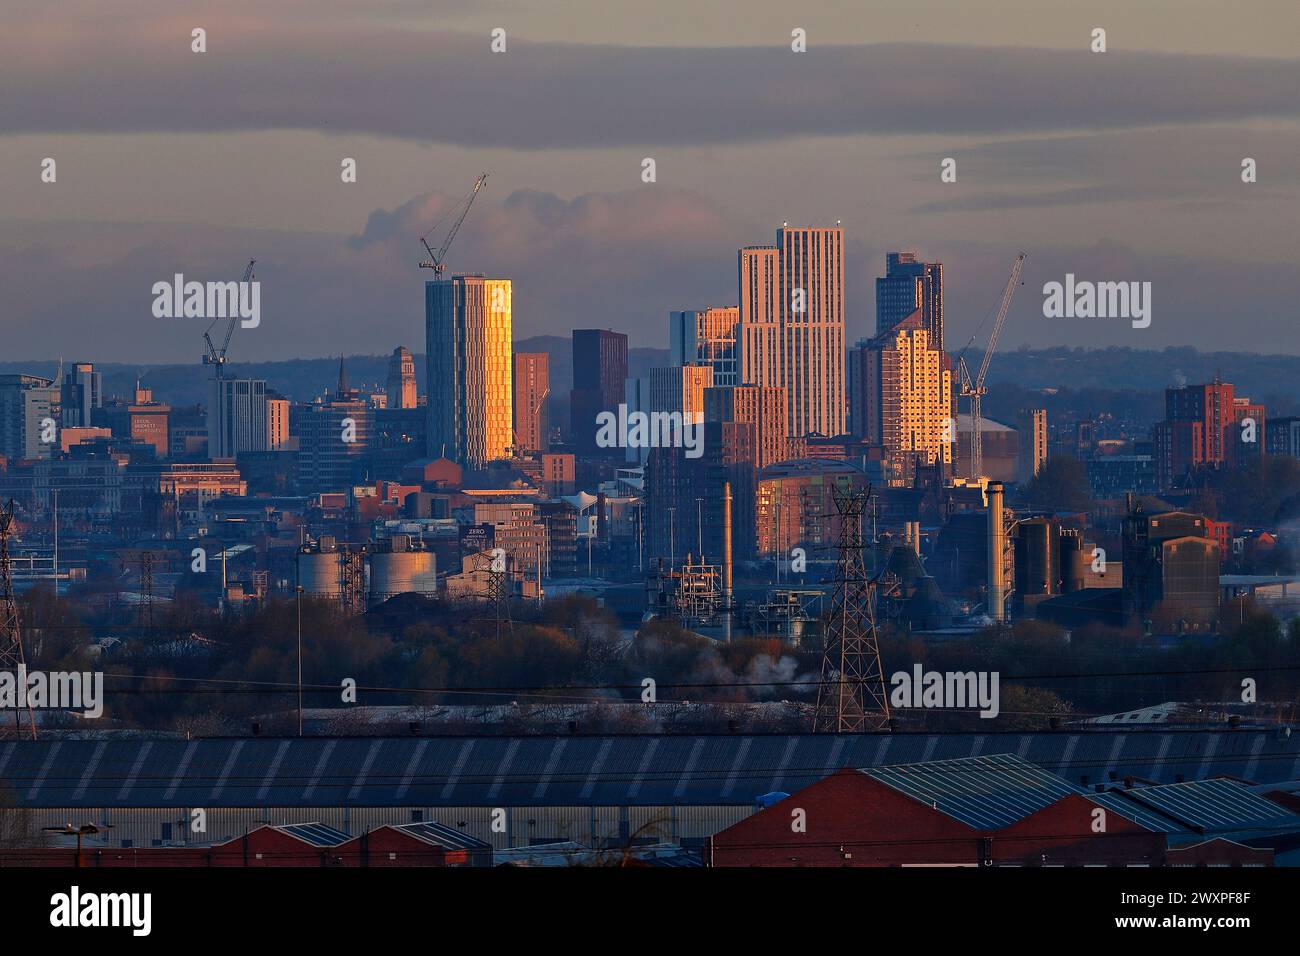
xmin=669 ymin=307 xmax=739 ymax=387
xmin=512 ymin=352 xmax=550 ymax=455
xmin=386 ymin=346 xmax=418 ymax=410
xmin=208 ymin=378 xmax=266 ymax=459
xmin=570 ymin=329 xmax=627 ymax=455
xmin=0 ymin=373 xmax=60 ymax=461
xmin=426 ymin=276 xmax=513 ymax=469
xmin=875 ymin=251 xmax=944 ymax=349
xmin=60 ymin=362 xmax=102 ymax=427
xmin=850 ymin=312 xmax=953 ymax=481
xmin=738 ymin=227 xmax=845 ymax=439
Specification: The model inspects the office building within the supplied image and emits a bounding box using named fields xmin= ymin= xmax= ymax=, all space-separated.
xmin=60 ymin=362 xmax=101 ymax=427
xmin=876 ymin=252 xmax=944 ymax=349
xmin=513 ymin=352 xmax=550 ymax=455
xmin=386 ymin=346 xmax=418 ymax=410
xmin=208 ymin=378 xmax=268 ymax=459
xmin=570 ymin=329 xmax=627 ymax=454
xmin=294 ymin=358 xmax=372 ymax=493
xmin=669 ymin=308 xmax=738 ymax=386
xmin=737 ymin=226 xmax=845 ymax=438
xmin=0 ymin=374 xmax=60 ymax=462
xmin=117 ymin=383 xmax=171 ymax=459
xmin=426 ymin=276 xmax=513 ymax=469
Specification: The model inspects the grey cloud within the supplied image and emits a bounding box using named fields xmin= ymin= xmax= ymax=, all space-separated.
xmin=0 ymin=187 xmax=754 ymax=362
xmin=2 ymin=17 xmax=1298 ymax=147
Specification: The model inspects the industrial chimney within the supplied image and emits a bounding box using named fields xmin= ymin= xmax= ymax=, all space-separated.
xmin=987 ymin=481 xmax=1007 ymax=623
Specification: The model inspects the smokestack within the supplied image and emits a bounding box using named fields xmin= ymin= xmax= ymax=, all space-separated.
xmin=988 ymin=481 xmax=1007 ymax=623
xmin=723 ymin=481 xmax=733 ymax=642
xmin=907 ymin=521 xmax=921 ymax=555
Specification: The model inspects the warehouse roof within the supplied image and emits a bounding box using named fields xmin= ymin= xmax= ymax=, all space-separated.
xmin=1 ymin=729 xmax=1298 ymax=809
xmin=272 ymin=822 xmax=352 ymax=846
xmin=863 ymin=753 xmax=1078 ymax=829
xmin=390 ymin=821 xmax=491 ymax=851
xmin=1120 ymin=778 xmax=1300 ymax=836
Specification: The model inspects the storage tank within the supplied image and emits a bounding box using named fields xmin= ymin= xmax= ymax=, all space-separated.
xmin=298 ymin=547 xmax=343 ymax=597
xmin=368 ymin=548 xmax=437 ymax=606
xmin=1014 ymin=516 xmax=1059 ymax=600
xmin=1059 ymin=529 xmax=1086 ymax=593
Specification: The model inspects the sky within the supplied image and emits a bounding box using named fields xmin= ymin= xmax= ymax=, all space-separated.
xmin=1 ymin=0 xmax=1298 ymax=362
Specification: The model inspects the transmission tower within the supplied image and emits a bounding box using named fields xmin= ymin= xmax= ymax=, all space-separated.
xmin=813 ymin=486 xmax=891 ymax=733
xmin=0 ymin=500 xmax=38 ymax=739
xmin=472 ymin=548 xmax=516 ymax=639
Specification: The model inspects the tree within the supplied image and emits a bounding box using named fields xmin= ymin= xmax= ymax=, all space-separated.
xmin=1024 ymin=456 xmax=1095 ymax=512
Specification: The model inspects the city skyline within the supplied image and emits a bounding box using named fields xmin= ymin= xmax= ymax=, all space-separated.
xmin=3 ymin=0 xmax=1300 ymax=902
xmin=2 ymin=3 xmax=1299 ymax=361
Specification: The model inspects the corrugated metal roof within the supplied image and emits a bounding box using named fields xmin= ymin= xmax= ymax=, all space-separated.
xmin=1085 ymin=791 xmax=1191 ymax=833
xmin=1120 ymin=778 xmax=1300 ymax=834
xmin=392 ymin=822 xmax=491 ymax=851
xmin=0 ymin=730 xmax=1297 ymax=809
xmin=272 ymin=822 xmax=351 ymax=846
xmin=863 ymin=753 xmax=1078 ymax=829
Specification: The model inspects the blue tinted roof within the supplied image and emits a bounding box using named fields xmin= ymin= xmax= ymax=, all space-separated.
xmin=1 ymin=729 xmax=1298 ymax=809
xmin=863 ymin=753 xmax=1079 ymax=829
xmin=1121 ymin=778 xmax=1300 ymax=834
xmin=273 ymin=822 xmax=351 ymax=846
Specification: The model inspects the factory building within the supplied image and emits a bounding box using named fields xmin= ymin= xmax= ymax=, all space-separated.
xmin=708 ymin=753 xmax=1298 ymax=867
xmin=1 ymin=730 xmax=1298 ymax=854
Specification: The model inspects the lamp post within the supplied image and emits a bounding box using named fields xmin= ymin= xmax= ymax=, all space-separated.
xmin=43 ymin=823 xmax=113 ymax=868
xmin=295 ymin=549 xmax=304 ymax=737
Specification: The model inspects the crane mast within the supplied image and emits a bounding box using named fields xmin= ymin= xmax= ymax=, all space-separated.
xmin=202 ymin=259 xmax=256 ymax=380
xmin=419 ymin=173 xmax=488 ymax=277
xmin=957 ymin=253 xmax=1026 ymax=480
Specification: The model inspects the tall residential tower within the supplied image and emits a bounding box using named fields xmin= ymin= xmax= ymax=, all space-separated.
xmin=737 ymin=226 xmax=845 ymax=438
xmin=426 ymin=276 xmax=513 ymax=469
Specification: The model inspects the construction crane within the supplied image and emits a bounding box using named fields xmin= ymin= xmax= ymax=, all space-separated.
xmin=419 ymin=173 xmax=488 ymax=277
xmin=956 ymin=253 xmax=1026 ymax=480
xmin=202 ymin=259 xmax=256 ymax=379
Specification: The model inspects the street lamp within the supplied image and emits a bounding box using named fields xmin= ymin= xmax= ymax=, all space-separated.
xmin=295 ymin=549 xmax=304 ymax=737
xmin=43 ymin=823 xmax=113 ymax=867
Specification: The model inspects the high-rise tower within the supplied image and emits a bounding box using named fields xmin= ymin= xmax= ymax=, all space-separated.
xmin=737 ymin=226 xmax=845 ymax=439
xmin=876 ymin=252 xmax=944 ymax=351
xmin=426 ymin=276 xmax=513 ymax=468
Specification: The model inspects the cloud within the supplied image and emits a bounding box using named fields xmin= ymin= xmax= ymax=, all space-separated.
xmin=3 ymin=8 xmax=1299 ymax=148
xmin=0 ymin=187 xmax=754 ymax=361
